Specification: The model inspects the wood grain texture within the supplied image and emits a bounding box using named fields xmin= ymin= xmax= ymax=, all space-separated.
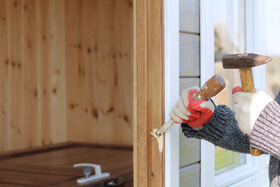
xmin=0 ymin=0 xmax=9 ymax=152
xmin=0 ymin=143 xmax=133 ymax=186
xmin=179 ymin=163 xmax=200 ymax=187
xmin=239 ymin=68 xmax=256 ymax=93
xmin=0 ymin=0 xmax=133 ymax=152
xmin=179 ymin=33 xmax=200 ymax=77
xmin=65 ymin=0 xmax=133 ymax=146
xmin=193 ymin=74 xmax=226 ymax=100
xmin=179 ymin=0 xmax=200 ymax=33
xmin=134 ymin=0 xmax=165 ymax=186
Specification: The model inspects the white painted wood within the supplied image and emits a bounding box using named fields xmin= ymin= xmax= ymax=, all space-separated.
xmin=251 ymin=0 xmax=267 ymax=92
xmin=229 ymin=170 xmax=269 ymax=187
xmin=179 ymin=33 xmax=200 ymax=77
xmin=215 ymin=160 xmax=257 ymax=187
xmin=180 ymin=163 xmax=200 ymax=187
xmin=245 ymin=0 xmax=255 ymax=54
xmin=215 ymin=154 xmax=269 ymax=187
xmin=199 ymin=0 xmax=270 ymax=186
xmin=179 ymin=78 xmax=200 ymax=92
xmin=179 ymin=134 xmax=200 ymax=168
xmin=200 ymin=0 xmax=215 ymax=187
xmin=164 ymin=0 xmax=179 ymax=186
xmin=179 ymin=0 xmax=200 ymax=33
xmin=215 ymin=1 xmax=269 ymax=186
xmin=228 ymin=0 xmax=270 ymax=185
xmin=199 ymin=0 xmax=269 ymax=186
xmin=215 ymin=151 xmax=270 ymax=187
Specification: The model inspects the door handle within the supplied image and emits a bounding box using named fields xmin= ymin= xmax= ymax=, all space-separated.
xmin=73 ymin=163 xmax=110 ymax=184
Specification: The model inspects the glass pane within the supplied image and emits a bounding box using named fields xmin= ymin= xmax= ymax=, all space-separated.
xmin=265 ymin=1 xmax=280 ymax=98
xmin=213 ymin=0 xmax=246 ymax=175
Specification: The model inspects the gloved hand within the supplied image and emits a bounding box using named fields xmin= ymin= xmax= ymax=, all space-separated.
xmin=169 ymin=87 xmax=215 ymax=130
xmin=182 ymin=104 xmax=250 ymax=153
xmin=232 ymin=86 xmax=273 ymax=135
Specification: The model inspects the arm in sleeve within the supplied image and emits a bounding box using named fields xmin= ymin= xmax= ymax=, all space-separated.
xmin=182 ymin=103 xmax=250 ymax=153
xmin=250 ymin=91 xmax=280 ymax=159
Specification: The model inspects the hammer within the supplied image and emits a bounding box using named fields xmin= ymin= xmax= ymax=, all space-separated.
xmin=151 ymin=74 xmax=226 ymax=152
xmin=222 ymin=53 xmax=272 ymax=156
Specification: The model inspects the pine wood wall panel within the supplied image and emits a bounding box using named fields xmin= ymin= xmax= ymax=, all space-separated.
xmin=179 ymin=0 xmax=200 ymax=33
xmin=0 ymin=0 xmax=7 ymax=151
xmin=179 ymin=33 xmax=200 ymax=77
xmin=65 ymin=0 xmax=133 ymax=146
xmin=5 ymin=0 xmax=26 ymax=150
xmin=134 ymin=0 xmax=165 ymax=186
xmin=40 ymin=0 xmax=67 ymax=146
xmin=180 ymin=163 xmax=200 ymax=187
xmin=64 ymin=0 xmax=83 ymax=142
xmin=0 ymin=0 xmax=68 ymax=151
xmin=23 ymin=0 xmax=40 ymax=150
xmin=0 ymin=0 xmax=133 ymax=152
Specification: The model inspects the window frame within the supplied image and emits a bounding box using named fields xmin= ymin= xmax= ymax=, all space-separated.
xmin=164 ymin=0 xmax=180 ymax=186
xmin=201 ymin=0 xmax=270 ymax=186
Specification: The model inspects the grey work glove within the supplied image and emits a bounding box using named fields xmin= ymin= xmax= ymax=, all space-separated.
xmin=181 ymin=104 xmax=250 ymax=153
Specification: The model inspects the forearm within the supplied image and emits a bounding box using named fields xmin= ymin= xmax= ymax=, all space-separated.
xmin=182 ymin=104 xmax=250 ymax=153
xmin=250 ymin=91 xmax=280 ymax=159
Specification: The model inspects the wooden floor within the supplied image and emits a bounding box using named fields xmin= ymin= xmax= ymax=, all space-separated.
xmin=0 ymin=142 xmax=133 ymax=186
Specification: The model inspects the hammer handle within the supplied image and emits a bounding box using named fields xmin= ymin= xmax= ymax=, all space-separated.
xmin=239 ymin=69 xmax=255 ymax=93
xmin=239 ymin=68 xmax=262 ymax=156
xmin=193 ymin=74 xmax=226 ymax=100
xmin=156 ymin=74 xmax=225 ymax=136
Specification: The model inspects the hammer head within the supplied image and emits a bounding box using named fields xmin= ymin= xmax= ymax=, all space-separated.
xmin=222 ymin=53 xmax=272 ymax=69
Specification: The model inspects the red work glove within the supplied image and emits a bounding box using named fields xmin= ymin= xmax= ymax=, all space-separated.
xmin=169 ymin=87 xmax=215 ymax=130
xmin=232 ymin=86 xmax=242 ymax=94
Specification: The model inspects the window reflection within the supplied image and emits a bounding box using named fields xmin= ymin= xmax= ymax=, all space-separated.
xmin=214 ymin=0 xmax=246 ymax=175
xmin=265 ymin=1 xmax=280 ymax=98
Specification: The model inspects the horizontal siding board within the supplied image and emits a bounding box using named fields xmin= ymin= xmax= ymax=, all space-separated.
xmin=179 ymin=78 xmax=200 ymax=168
xmin=180 ymin=133 xmax=200 ymax=168
xmin=179 ymin=34 xmax=200 ymax=77
xmin=179 ymin=78 xmax=200 ymax=93
xmin=179 ymin=0 xmax=200 ymax=33
xmin=180 ymin=163 xmax=200 ymax=187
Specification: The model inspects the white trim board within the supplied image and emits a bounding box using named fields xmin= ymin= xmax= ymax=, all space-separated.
xmin=200 ymin=0 xmax=215 ymax=186
xmin=164 ymin=0 xmax=179 ymax=186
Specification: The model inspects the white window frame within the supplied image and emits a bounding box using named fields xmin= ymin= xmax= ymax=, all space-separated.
xmin=201 ymin=0 xmax=270 ymax=186
xmin=164 ymin=0 xmax=180 ymax=186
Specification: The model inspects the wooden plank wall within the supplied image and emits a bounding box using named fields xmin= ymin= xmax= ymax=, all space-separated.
xmin=179 ymin=0 xmax=201 ymax=186
xmin=0 ymin=0 xmax=133 ymax=152
xmin=134 ymin=0 xmax=165 ymax=186
xmin=65 ymin=0 xmax=133 ymax=146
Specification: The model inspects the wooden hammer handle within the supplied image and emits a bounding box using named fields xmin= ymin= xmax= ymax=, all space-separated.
xmin=239 ymin=69 xmax=262 ymax=156
xmin=193 ymin=74 xmax=226 ymax=101
xmin=239 ymin=68 xmax=256 ymax=93
xmin=152 ymin=74 xmax=226 ymax=152
xmin=155 ymin=74 xmax=225 ymax=136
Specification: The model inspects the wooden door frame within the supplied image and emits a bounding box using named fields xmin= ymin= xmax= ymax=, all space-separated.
xmin=133 ymin=0 xmax=165 ymax=186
